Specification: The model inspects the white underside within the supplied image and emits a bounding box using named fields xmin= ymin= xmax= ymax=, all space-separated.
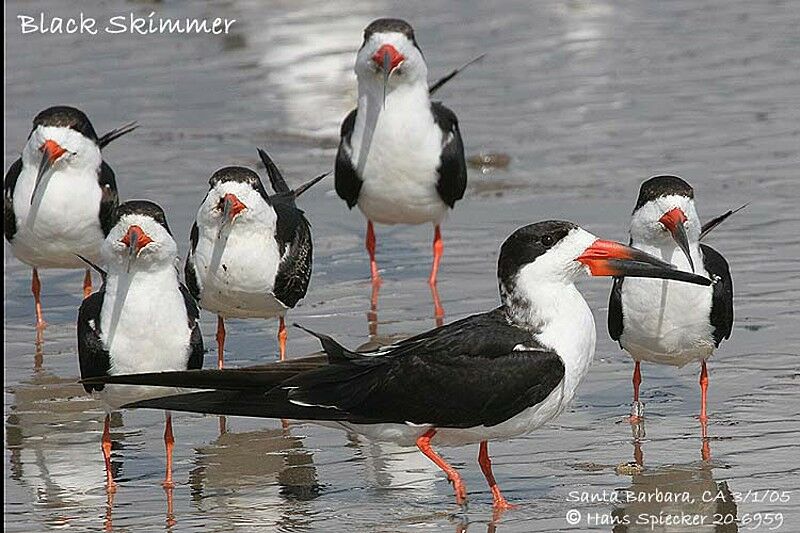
xmin=96 ymin=268 xmax=194 ymax=410
xmin=192 ymin=222 xmax=286 ymax=319
xmin=349 ymin=84 xmax=448 ymax=225
xmin=10 ymin=164 xmax=105 ymax=268
xmin=620 ymin=242 xmax=715 ymax=367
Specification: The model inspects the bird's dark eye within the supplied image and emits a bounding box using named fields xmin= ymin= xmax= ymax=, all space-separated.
xmin=541 ymin=235 xmax=554 ymax=246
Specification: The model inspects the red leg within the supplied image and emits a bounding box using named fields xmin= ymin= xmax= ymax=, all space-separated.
xmin=366 ymin=220 xmax=381 ymax=285
xmin=428 ymin=225 xmax=443 ymax=286
xmin=699 ymin=360 xmax=709 ymax=422
xmin=700 ymin=415 xmax=711 ymax=462
xmin=430 ymin=283 xmax=445 ymax=327
xmin=416 ymin=429 xmax=467 ymax=506
xmin=32 ymin=268 xmax=46 ymax=330
xmin=101 ymin=414 xmax=116 ymax=493
xmin=278 ymin=317 xmax=288 ymax=361
xmin=163 ymin=412 xmax=175 ymax=488
xmin=216 ymin=316 xmax=225 ymax=369
xmin=478 ymin=441 xmax=514 ymax=511
xmin=83 ymin=268 xmax=93 ymax=299
xmin=629 ymin=361 xmax=644 ymax=423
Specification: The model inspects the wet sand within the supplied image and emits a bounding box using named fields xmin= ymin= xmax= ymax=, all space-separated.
xmin=5 ymin=0 xmax=800 ymax=531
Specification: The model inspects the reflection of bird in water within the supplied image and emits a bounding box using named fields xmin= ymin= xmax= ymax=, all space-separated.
xmin=5 ymin=372 xmax=119 ymax=529
xmin=187 ymin=427 xmax=319 ymax=528
xmin=613 ymin=418 xmax=735 ymax=533
xmin=612 ymin=461 xmax=738 ymax=533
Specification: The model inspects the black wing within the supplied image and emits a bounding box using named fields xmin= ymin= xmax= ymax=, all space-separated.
xmin=77 ymin=290 xmax=111 ymax=393
xmin=179 ymin=283 xmax=205 ymax=370
xmin=287 ymin=308 xmax=565 ymax=428
xmin=98 ymin=121 xmax=138 ymax=149
xmin=92 ymin=309 xmax=565 ymax=429
xmin=258 ymin=148 xmax=292 ymax=195
xmin=428 ymin=53 xmax=486 ymax=96
xmin=701 ymin=244 xmax=734 ymax=346
xmin=608 ymin=277 xmax=625 ymax=343
xmin=334 ymin=109 xmax=362 ymax=209
xmin=4 ymin=158 xmax=22 ymax=242
xmin=272 ymin=204 xmax=313 ymax=308
xmin=699 ymin=204 xmax=748 ymax=241
xmin=184 ymin=222 xmax=201 ymax=300
xmin=98 ymin=162 xmax=119 ymax=236
xmin=431 ymin=102 xmax=467 ymax=208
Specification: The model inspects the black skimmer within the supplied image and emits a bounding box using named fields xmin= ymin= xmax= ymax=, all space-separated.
xmin=608 ymin=175 xmax=736 ymax=423
xmin=4 ymin=105 xmax=136 ymax=330
xmin=184 ymin=148 xmax=327 ymax=366
xmin=335 ymin=18 xmax=469 ymax=295
xmin=85 ymin=220 xmax=710 ymax=509
xmin=77 ymin=200 xmax=204 ymax=490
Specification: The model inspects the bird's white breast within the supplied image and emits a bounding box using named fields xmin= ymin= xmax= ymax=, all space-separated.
xmin=192 ymin=221 xmax=286 ymax=319
xmin=349 ymin=85 xmax=448 ymax=225
xmin=620 ymin=243 xmax=715 ymax=366
xmin=10 ymin=164 xmax=105 ymax=268
xmin=96 ymin=268 xmax=194 ymax=409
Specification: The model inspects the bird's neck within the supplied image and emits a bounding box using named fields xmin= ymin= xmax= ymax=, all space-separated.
xmin=356 ymin=79 xmax=430 ymax=118
xmin=502 ymin=279 xmax=596 ymax=381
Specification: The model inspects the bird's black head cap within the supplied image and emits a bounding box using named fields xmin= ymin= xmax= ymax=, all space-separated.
xmin=209 ymin=166 xmax=270 ymax=202
xmin=115 ymin=200 xmax=173 ymax=235
xmin=634 ymin=175 xmax=694 ymax=211
xmin=31 ymin=106 xmax=98 ymax=142
xmin=498 ymin=221 xmax=578 ymax=285
xmin=362 ymin=18 xmax=420 ymax=49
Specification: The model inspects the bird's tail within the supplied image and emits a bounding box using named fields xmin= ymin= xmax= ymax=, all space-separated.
xmin=98 ymin=121 xmax=139 ymax=148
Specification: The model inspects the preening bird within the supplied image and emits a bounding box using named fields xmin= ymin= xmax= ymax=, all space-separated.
xmin=184 ymin=148 xmax=327 ymax=366
xmin=84 ymin=220 xmax=711 ymax=509
xmin=608 ymin=175 xmax=736 ymax=422
xmin=77 ymin=200 xmax=204 ymax=490
xmin=5 ymin=105 xmax=136 ymax=329
xmin=335 ymin=18 xmax=469 ymax=289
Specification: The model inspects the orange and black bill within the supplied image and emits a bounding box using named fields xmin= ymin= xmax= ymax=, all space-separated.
xmin=577 ymin=239 xmax=711 ymax=285
xmin=32 ymin=140 xmax=67 ymax=203
xmin=659 ymin=207 xmax=694 ymax=272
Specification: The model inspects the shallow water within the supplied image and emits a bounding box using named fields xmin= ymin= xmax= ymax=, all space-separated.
xmin=4 ymin=0 xmax=800 ymax=531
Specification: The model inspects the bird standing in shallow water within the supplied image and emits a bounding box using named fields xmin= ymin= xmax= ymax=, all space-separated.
xmin=184 ymin=148 xmax=327 ymax=366
xmin=78 ymin=200 xmax=204 ymax=492
xmin=608 ymin=175 xmax=736 ymax=424
xmin=335 ymin=18 xmax=469 ymax=321
xmin=85 ymin=220 xmax=711 ymax=510
xmin=5 ymin=106 xmax=136 ymax=332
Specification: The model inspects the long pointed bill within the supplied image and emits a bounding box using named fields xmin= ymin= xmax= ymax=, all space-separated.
xmin=659 ymin=207 xmax=694 ymax=272
xmin=32 ymin=140 xmax=67 ymax=204
xmin=382 ymin=50 xmax=391 ymax=107
xmin=120 ymin=225 xmax=153 ymax=273
xmin=372 ymin=44 xmax=404 ymax=108
xmin=577 ymin=239 xmax=710 ymax=285
xmin=218 ymin=194 xmax=246 ymax=240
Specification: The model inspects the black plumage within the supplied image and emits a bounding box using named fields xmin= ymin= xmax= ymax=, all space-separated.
xmin=431 ymin=102 xmax=467 ymax=208
xmin=334 ymin=109 xmax=361 ymax=209
xmin=701 ymin=244 xmax=734 ymax=346
xmin=90 ymin=308 xmax=566 ymax=429
xmin=3 ymin=158 xmax=22 ymax=241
